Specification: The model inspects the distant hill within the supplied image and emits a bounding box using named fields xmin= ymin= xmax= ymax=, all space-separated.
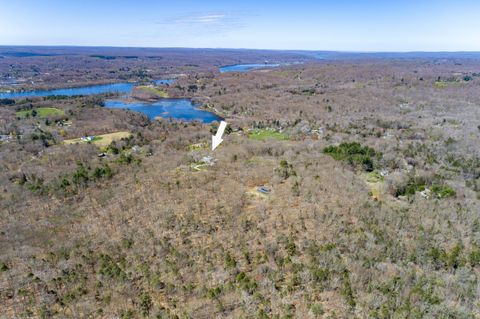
xmin=2 ymin=46 xmax=480 ymax=61
xmin=293 ymin=50 xmax=480 ymax=60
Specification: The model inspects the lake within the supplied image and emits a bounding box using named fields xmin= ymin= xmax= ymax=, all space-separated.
xmin=0 ymin=79 xmax=174 ymax=99
xmin=0 ymin=83 xmax=134 ymax=99
xmin=0 ymin=80 xmax=219 ymax=123
xmin=104 ymin=99 xmax=222 ymax=123
xmin=219 ymin=63 xmax=280 ymax=73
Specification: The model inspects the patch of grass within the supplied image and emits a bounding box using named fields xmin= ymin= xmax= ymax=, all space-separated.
xmin=248 ymin=129 xmax=288 ymax=141
xmin=137 ymin=85 xmax=168 ymax=98
xmin=16 ymin=107 xmax=64 ymax=118
xmin=433 ymin=81 xmax=448 ymax=89
xmin=366 ymin=170 xmax=384 ymax=183
xmin=434 ymin=80 xmax=461 ymax=89
xmin=187 ymin=142 xmax=207 ymax=151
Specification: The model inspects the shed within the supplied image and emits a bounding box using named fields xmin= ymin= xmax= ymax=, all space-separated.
xmin=257 ymin=186 xmax=271 ymax=194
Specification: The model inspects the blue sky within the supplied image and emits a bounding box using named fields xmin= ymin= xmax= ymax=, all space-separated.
xmin=1 ymin=0 xmax=479 ymax=51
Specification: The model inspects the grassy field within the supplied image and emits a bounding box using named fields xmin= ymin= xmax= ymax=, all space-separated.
xmin=64 ymin=131 xmax=131 ymax=147
xmin=248 ymin=128 xmax=289 ymax=141
xmin=16 ymin=107 xmax=64 ymax=118
xmin=137 ymin=85 xmax=169 ymax=98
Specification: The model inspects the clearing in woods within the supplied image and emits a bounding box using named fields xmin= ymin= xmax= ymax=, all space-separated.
xmin=16 ymin=107 xmax=65 ymax=118
xmin=63 ymin=131 xmax=131 ymax=147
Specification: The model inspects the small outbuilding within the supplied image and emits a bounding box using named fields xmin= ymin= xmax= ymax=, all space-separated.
xmin=81 ymin=136 xmax=95 ymax=142
xmin=257 ymin=186 xmax=271 ymax=194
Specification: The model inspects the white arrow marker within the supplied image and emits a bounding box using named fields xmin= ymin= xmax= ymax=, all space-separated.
xmin=212 ymin=120 xmax=227 ymax=150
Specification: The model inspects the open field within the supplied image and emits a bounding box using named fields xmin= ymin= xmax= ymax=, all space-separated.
xmin=136 ymin=85 xmax=169 ymax=98
xmin=248 ymin=128 xmax=289 ymax=141
xmin=1 ymin=49 xmax=480 ymax=318
xmin=63 ymin=131 xmax=132 ymax=147
xmin=16 ymin=107 xmax=64 ymax=118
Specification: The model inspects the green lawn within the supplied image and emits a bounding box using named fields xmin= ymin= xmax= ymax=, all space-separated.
xmin=366 ymin=170 xmax=384 ymax=183
xmin=137 ymin=86 xmax=169 ymax=98
xmin=248 ymin=129 xmax=289 ymax=141
xmin=16 ymin=107 xmax=65 ymax=118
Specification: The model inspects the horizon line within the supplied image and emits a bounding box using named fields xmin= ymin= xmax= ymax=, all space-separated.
xmin=1 ymin=44 xmax=480 ymax=54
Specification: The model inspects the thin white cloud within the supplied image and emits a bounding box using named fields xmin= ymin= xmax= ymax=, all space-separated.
xmin=155 ymin=11 xmax=249 ymax=34
xmin=182 ymin=14 xmax=226 ymax=24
